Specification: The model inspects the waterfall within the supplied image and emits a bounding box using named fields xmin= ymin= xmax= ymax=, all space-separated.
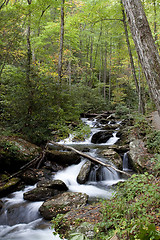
xmin=54 ymin=160 xmax=113 ymax=199
xmin=88 ymin=164 xmax=120 ymax=186
xmin=123 ymin=152 xmax=131 ymax=171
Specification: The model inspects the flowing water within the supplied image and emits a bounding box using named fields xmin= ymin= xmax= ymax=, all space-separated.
xmin=123 ymin=152 xmax=132 ymax=171
xmin=0 ymin=185 xmax=61 ymax=240
xmin=0 ymin=117 xmax=125 ymax=239
xmin=55 ymin=118 xmax=124 ymax=200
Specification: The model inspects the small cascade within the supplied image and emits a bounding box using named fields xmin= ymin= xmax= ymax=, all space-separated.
xmin=54 ymin=160 xmax=114 ymax=199
xmin=0 ymin=186 xmax=62 ymax=240
xmin=88 ymin=164 xmax=120 ymax=186
xmin=105 ymin=132 xmax=119 ymax=145
xmin=123 ymin=152 xmax=131 ymax=171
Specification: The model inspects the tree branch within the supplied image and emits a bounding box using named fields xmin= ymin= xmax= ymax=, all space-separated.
xmin=50 ymin=141 xmax=131 ymax=177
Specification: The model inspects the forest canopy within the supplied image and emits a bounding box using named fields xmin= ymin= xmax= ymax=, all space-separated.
xmin=0 ymin=0 xmax=160 ymax=144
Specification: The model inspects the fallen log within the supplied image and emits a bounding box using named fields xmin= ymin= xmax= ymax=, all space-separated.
xmin=49 ymin=141 xmax=131 ymax=177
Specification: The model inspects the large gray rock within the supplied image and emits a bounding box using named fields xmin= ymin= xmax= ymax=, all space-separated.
xmin=77 ymin=161 xmax=92 ymax=184
xmin=102 ymin=124 xmax=120 ymax=130
xmin=0 ymin=200 xmax=3 ymax=210
xmin=23 ymin=187 xmax=61 ymax=201
xmin=39 ymin=192 xmax=88 ymax=220
xmin=91 ymin=131 xmax=113 ymax=144
xmin=0 ymin=137 xmax=40 ymax=173
xmin=53 ymin=203 xmax=102 ymax=239
xmin=23 ymin=180 xmax=68 ymax=201
xmin=21 ymin=169 xmax=52 ymax=185
xmin=45 ymin=150 xmax=81 ymax=165
xmin=0 ymin=178 xmax=21 ymax=198
xmin=37 ymin=179 xmax=68 ymax=191
xmin=128 ymin=139 xmax=151 ymax=173
xmin=101 ymin=149 xmax=122 ymax=169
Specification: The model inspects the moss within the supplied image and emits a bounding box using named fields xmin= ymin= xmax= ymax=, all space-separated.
xmin=0 ymin=178 xmax=20 ymax=197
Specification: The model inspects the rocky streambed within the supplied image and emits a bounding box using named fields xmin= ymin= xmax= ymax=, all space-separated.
xmin=0 ymin=112 xmax=157 ymax=239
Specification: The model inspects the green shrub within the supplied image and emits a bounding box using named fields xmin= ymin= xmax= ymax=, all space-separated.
xmin=133 ymin=114 xmax=152 ymax=136
xmin=95 ymin=173 xmax=160 ymax=239
xmin=115 ymin=104 xmax=130 ymax=118
xmin=146 ymin=131 xmax=160 ymax=154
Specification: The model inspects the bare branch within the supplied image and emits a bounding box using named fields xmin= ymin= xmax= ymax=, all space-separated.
xmin=50 ymin=141 xmax=131 ymax=177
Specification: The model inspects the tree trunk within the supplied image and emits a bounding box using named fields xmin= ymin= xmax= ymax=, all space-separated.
xmin=121 ymin=1 xmax=145 ymax=114
xmin=108 ymin=38 xmax=112 ymax=103
xmin=58 ymin=0 xmax=65 ymax=83
xmin=122 ymin=0 xmax=160 ymax=116
xmin=93 ymin=23 xmax=102 ymax=69
xmin=26 ymin=0 xmax=33 ymax=117
xmin=103 ymin=41 xmax=107 ymax=100
xmin=153 ymin=0 xmax=157 ymax=43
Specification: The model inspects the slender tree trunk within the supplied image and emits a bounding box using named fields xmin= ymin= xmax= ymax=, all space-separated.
xmin=99 ymin=49 xmax=102 ymax=94
xmin=108 ymin=38 xmax=112 ymax=102
xmin=68 ymin=46 xmax=72 ymax=87
xmin=0 ymin=62 xmax=5 ymax=78
xmin=26 ymin=0 xmax=33 ymax=117
xmin=121 ymin=1 xmax=145 ymax=114
xmin=89 ymin=35 xmax=94 ymax=87
xmin=93 ymin=23 xmax=102 ymax=68
xmin=58 ymin=0 xmax=65 ymax=83
xmin=153 ymin=0 xmax=158 ymax=48
xmin=0 ymin=0 xmax=9 ymax=10
xmin=122 ymin=0 xmax=160 ymax=115
xmin=103 ymin=41 xmax=107 ymax=100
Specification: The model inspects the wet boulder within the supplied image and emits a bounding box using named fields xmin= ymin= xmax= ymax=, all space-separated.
xmin=128 ymin=139 xmax=152 ymax=173
xmin=102 ymin=124 xmax=120 ymax=130
xmin=53 ymin=203 xmax=102 ymax=239
xmin=39 ymin=192 xmax=88 ymax=220
xmin=101 ymin=149 xmax=122 ymax=169
xmin=0 ymin=200 xmax=3 ymax=210
xmin=77 ymin=161 xmax=92 ymax=184
xmin=91 ymin=131 xmax=113 ymax=144
xmin=23 ymin=187 xmax=62 ymax=201
xmin=36 ymin=179 xmax=68 ymax=191
xmin=0 ymin=136 xmax=40 ymax=173
xmin=0 ymin=178 xmax=21 ymax=198
xmin=23 ymin=180 xmax=68 ymax=201
xmin=45 ymin=150 xmax=81 ymax=166
xmin=43 ymin=160 xmax=64 ymax=172
xmin=21 ymin=169 xmax=52 ymax=185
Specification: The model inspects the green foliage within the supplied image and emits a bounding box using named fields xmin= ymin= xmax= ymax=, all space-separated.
xmin=72 ymin=123 xmax=91 ymax=141
xmin=0 ymin=140 xmax=20 ymax=156
xmin=72 ymin=84 xmax=108 ymax=114
xmin=146 ymin=131 xmax=160 ymax=154
xmin=133 ymin=114 xmax=152 ymax=136
xmin=51 ymin=214 xmax=66 ymax=236
xmin=134 ymin=223 xmax=160 ymax=240
xmin=115 ymin=104 xmax=130 ymax=118
xmin=95 ymin=173 xmax=160 ymax=239
xmin=70 ymin=232 xmax=89 ymax=240
xmin=150 ymin=154 xmax=160 ymax=176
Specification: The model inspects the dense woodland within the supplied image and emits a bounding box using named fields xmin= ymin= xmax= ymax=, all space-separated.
xmin=1 ymin=0 xmax=160 ymax=144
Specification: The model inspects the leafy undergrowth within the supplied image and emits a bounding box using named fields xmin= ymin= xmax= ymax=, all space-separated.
xmin=95 ymin=173 xmax=160 ymax=240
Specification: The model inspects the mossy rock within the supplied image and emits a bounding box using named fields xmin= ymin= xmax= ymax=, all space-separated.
xmin=52 ymin=203 xmax=102 ymax=239
xmin=0 ymin=178 xmax=20 ymax=197
xmin=0 ymin=136 xmax=40 ymax=173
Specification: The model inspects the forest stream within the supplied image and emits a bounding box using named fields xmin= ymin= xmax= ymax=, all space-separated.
xmin=0 ymin=117 xmax=130 ymax=240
